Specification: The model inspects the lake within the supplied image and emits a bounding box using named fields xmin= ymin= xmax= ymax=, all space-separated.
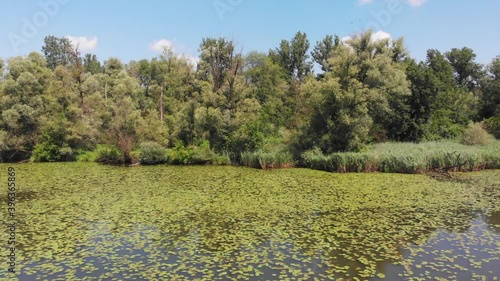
xmin=1 ymin=163 xmax=499 ymax=280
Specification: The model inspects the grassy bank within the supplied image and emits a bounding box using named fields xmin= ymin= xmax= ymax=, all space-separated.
xmin=34 ymin=139 xmax=500 ymax=174
xmin=301 ymin=140 xmax=500 ymax=174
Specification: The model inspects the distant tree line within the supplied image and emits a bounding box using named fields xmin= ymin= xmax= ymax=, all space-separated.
xmin=0 ymin=31 xmax=499 ymax=163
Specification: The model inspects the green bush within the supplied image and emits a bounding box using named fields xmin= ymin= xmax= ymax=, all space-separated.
xmin=484 ymin=117 xmax=500 ymax=139
xmin=241 ymin=151 xmax=259 ymax=168
xmin=301 ymin=148 xmax=329 ymax=171
xmin=32 ymin=143 xmax=75 ymax=162
xmin=167 ymin=142 xmax=230 ymax=165
xmin=76 ymin=150 xmax=97 ymax=162
xmin=138 ymin=142 xmax=168 ymax=165
xmin=31 ymin=142 xmax=61 ymax=162
xmin=460 ymin=122 xmax=495 ymax=146
xmin=94 ymin=145 xmax=124 ymax=164
xmin=168 ymin=143 xmax=195 ymax=165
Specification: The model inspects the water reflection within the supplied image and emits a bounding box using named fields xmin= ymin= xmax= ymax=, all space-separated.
xmin=13 ymin=209 xmax=500 ymax=280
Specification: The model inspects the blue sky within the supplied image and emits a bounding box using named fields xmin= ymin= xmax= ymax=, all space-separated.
xmin=1 ymin=0 xmax=499 ymax=66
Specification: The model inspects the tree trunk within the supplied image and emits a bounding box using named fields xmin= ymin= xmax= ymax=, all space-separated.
xmin=104 ymin=81 xmax=108 ymax=101
xmin=160 ymin=85 xmax=164 ymax=124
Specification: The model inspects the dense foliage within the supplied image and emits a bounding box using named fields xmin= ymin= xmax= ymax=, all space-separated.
xmin=1 ymin=31 xmax=499 ymax=164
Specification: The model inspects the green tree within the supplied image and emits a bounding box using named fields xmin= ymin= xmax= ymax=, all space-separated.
xmin=41 ymin=35 xmax=73 ymax=69
xmin=445 ymin=47 xmax=484 ymax=91
xmin=338 ymin=31 xmax=410 ymax=142
xmin=481 ymin=56 xmax=500 ymax=118
xmin=425 ymin=49 xmax=478 ymax=138
xmin=0 ymin=53 xmax=53 ymax=160
xmin=83 ymin=53 xmax=102 ymax=75
xmin=198 ymin=37 xmax=241 ymax=93
xmin=243 ymin=51 xmax=288 ymax=128
xmin=270 ymin=31 xmax=312 ymax=81
xmin=311 ymin=34 xmax=340 ymax=73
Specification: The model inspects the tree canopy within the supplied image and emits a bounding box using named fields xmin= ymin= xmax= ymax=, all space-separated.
xmin=0 ymin=32 xmax=498 ymax=163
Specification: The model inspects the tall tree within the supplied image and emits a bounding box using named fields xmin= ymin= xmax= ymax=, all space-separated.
xmin=270 ymin=31 xmax=312 ymax=81
xmin=481 ymin=56 xmax=500 ymax=118
xmin=198 ymin=37 xmax=240 ymax=93
xmin=0 ymin=53 xmax=53 ymax=160
xmin=41 ymin=36 xmax=73 ymax=69
xmin=83 ymin=54 xmax=102 ymax=75
xmin=445 ymin=47 xmax=484 ymax=91
xmin=312 ymin=34 xmax=340 ymax=73
xmin=425 ymin=49 xmax=478 ymax=138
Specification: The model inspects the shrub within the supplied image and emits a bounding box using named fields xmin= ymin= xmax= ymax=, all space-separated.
xmin=94 ymin=145 xmax=124 ymax=164
xmin=343 ymin=153 xmax=374 ymax=173
xmin=76 ymin=150 xmax=97 ymax=162
xmin=241 ymin=151 xmax=259 ymax=168
xmin=484 ymin=117 xmax=500 ymax=139
xmin=167 ymin=143 xmax=195 ymax=165
xmin=31 ymin=142 xmax=61 ymax=162
xmin=460 ymin=122 xmax=495 ymax=146
xmin=138 ymin=142 xmax=168 ymax=165
xmin=167 ymin=142 xmax=230 ymax=165
xmin=31 ymin=143 xmax=75 ymax=162
xmin=301 ymin=148 xmax=329 ymax=171
xmin=191 ymin=144 xmax=216 ymax=165
xmin=59 ymin=146 xmax=75 ymax=161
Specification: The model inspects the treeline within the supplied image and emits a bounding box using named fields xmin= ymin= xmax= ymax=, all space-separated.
xmin=0 ymin=31 xmax=499 ymax=165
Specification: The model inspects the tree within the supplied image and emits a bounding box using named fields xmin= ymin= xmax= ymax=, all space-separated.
xmin=83 ymin=54 xmax=102 ymax=75
xmin=424 ymin=49 xmax=479 ymax=138
xmin=41 ymin=35 xmax=73 ymax=69
xmin=0 ymin=53 xmax=54 ymax=160
xmin=312 ymin=34 xmax=340 ymax=73
xmin=445 ymin=47 xmax=484 ymax=91
xmin=338 ymin=31 xmax=410 ymax=142
xmin=270 ymin=31 xmax=313 ymax=80
xmin=243 ymin=51 xmax=288 ymax=128
xmin=398 ymin=59 xmax=434 ymax=141
xmin=198 ymin=37 xmax=241 ymax=93
xmin=106 ymin=96 xmax=143 ymax=164
xmin=481 ymin=56 xmax=500 ymax=118
xmin=300 ymin=74 xmax=372 ymax=153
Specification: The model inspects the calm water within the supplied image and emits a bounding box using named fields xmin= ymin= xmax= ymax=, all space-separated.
xmin=1 ymin=163 xmax=499 ymax=280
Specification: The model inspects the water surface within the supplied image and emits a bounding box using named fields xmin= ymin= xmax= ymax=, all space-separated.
xmin=1 ymin=163 xmax=499 ymax=280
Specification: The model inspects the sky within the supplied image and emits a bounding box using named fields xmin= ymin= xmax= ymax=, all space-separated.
xmin=1 ymin=0 xmax=499 ymax=67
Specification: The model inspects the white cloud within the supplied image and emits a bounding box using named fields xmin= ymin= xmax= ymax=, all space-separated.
xmin=358 ymin=0 xmax=374 ymax=5
xmin=358 ymin=0 xmax=428 ymax=7
xmin=408 ymin=0 xmax=427 ymax=7
xmin=371 ymin=30 xmax=392 ymax=42
xmin=65 ymin=36 xmax=98 ymax=52
xmin=341 ymin=36 xmax=352 ymax=43
xmin=179 ymin=54 xmax=199 ymax=68
xmin=150 ymin=38 xmax=199 ymax=68
xmin=150 ymin=39 xmax=174 ymax=52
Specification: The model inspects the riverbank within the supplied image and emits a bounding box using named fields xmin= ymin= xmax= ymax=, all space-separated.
xmin=76 ymin=140 xmax=500 ymax=174
xmin=5 ymin=140 xmax=500 ymax=175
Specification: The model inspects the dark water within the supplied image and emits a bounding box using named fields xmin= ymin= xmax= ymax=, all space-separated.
xmin=11 ymin=212 xmax=500 ymax=281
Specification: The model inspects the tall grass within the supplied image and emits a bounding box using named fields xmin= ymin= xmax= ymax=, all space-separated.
xmin=301 ymin=140 xmax=500 ymax=174
xmin=241 ymin=151 xmax=295 ymax=169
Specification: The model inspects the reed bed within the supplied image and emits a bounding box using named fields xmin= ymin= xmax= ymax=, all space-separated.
xmin=301 ymin=140 xmax=500 ymax=174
